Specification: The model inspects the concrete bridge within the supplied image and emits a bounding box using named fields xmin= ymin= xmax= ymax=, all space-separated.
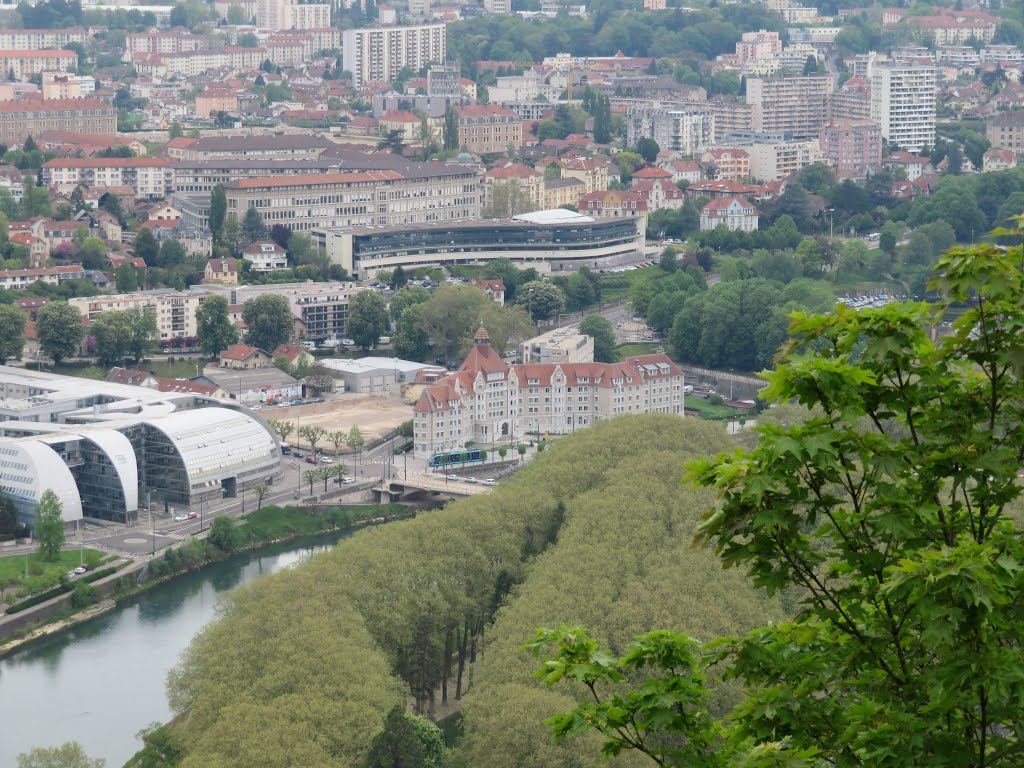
xmin=372 ymin=473 xmax=490 ymax=502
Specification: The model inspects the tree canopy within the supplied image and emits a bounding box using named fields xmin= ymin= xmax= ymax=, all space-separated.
xmin=242 ymin=294 xmax=293 ymax=353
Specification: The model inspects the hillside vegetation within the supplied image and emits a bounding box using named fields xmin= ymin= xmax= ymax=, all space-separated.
xmin=164 ymin=414 xmax=775 ymax=766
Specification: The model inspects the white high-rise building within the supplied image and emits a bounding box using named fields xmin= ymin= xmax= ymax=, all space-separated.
xmin=255 ymin=0 xmax=330 ymax=29
xmin=625 ymin=105 xmax=715 ymax=156
xmin=870 ymin=63 xmax=937 ymax=153
xmin=341 ymin=23 xmax=446 ymax=89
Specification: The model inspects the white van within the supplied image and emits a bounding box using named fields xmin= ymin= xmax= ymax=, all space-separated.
xmin=301 ymin=341 xmax=317 ymax=350
xmin=378 ymin=336 xmax=391 ymax=345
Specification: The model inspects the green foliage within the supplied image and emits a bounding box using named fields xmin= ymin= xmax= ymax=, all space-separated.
xmin=125 ymin=722 xmax=185 ymax=768
xmin=195 ymin=295 xmax=239 ymax=358
xmin=241 ymin=206 xmax=267 ymax=246
xmin=390 ymin=284 xmax=431 ymax=323
xmin=207 ymin=516 xmax=239 ymax=553
xmin=242 ymin=294 xmax=293 ymax=352
xmin=35 ymin=301 xmax=84 ymax=364
xmin=133 ymin=227 xmax=158 ymax=267
xmin=515 ymin=280 xmax=566 ymax=322
xmin=70 ymin=579 xmax=99 ymax=609
xmin=363 ymin=705 xmax=443 ymax=768
xmin=17 ymin=741 xmax=104 ymax=768
xmin=411 ymin=284 xmax=533 ymax=360
xmin=347 ymin=290 xmax=390 ymax=350
xmin=34 ymin=489 xmax=64 ymax=561
xmin=91 ymin=307 xmax=157 ymax=365
xmin=0 ymin=301 xmax=25 ymax=363
xmin=209 ymin=185 xmax=227 ymax=243
xmin=579 ymin=315 xmax=616 ymax=363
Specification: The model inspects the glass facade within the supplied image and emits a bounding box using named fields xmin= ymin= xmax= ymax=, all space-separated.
xmin=71 ymin=437 xmax=128 ymax=524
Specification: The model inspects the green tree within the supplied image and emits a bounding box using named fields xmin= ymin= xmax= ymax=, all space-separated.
xmin=133 ymin=227 xmax=158 ymax=267
xmin=35 ymin=301 xmax=84 ymax=364
xmin=254 ymin=483 xmax=269 ymax=510
xmin=78 ymin=236 xmax=106 ymax=270
xmin=91 ymin=307 xmax=157 ymax=365
xmin=268 ymin=419 xmax=294 ymax=445
xmin=347 ymin=290 xmax=390 ymax=351
xmin=17 ymin=741 xmax=104 ymax=768
xmin=242 ymin=294 xmax=293 ymax=352
xmin=579 ymin=315 xmax=616 ymax=363
xmin=0 ymin=302 xmax=25 ymax=364
xmin=392 ymin=306 xmax=431 ymax=362
xmin=363 ymin=706 xmax=426 ymax=768
xmin=168 ymin=121 xmax=183 ymax=140
xmin=377 ymin=129 xmax=406 ymax=155
xmin=241 ymin=206 xmax=267 ymax=246
xmin=390 ymin=284 xmax=431 ymax=323
xmin=207 ymin=516 xmax=239 ymax=552
xmin=443 ymin=107 xmax=459 ymax=151
xmin=34 ymin=488 xmax=64 ymax=561
xmin=209 ymin=184 xmax=227 ymax=243
xmin=195 ymin=295 xmax=239 ymax=358
xmin=299 ymin=424 xmax=327 ymax=456
xmin=685 ymin=229 xmax=1024 ymax=766
xmin=659 ymin=247 xmax=679 ymax=273
xmin=156 ymin=239 xmax=185 ymax=268
xmin=515 ymin=280 xmax=566 ymax=322
xmin=635 ymin=137 xmax=659 ymax=163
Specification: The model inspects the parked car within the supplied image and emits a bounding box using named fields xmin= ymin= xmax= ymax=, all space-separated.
xmin=463 ymin=477 xmax=477 ymax=483
xmin=341 ymin=338 xmax=356 ymax=346
xmin=320 ymin=456 xmax=334 ymax=464
xmin=290 ymin=399 xmax=304 ymax=406
xmin=174 ymin=513 xmax=189 ymax=521
xmin=187 ymin=512 xmax=198 ymax=520
xmin=335 ymin=475 xmax=356 ymax=484
xmin=73 ymin=566 xmax=88 ymax=575
xmin=305 ymin=455 xmax=318 ymax=464
xmin=482 ymin=478 xmax=496 ymax=486
xmin=293 ymin=451 xmax=305 ymax=459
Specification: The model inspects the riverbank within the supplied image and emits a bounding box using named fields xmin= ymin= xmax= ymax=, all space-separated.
xmin=0 ymin=503 xmax=414 ymax=655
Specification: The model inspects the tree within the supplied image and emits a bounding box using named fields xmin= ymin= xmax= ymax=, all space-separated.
xmin=347 ymin=290 xmax=389 ymax=351
xmin=390 ymin=265 xmax=407 ymax=290
xmin=270 ymin=224 xmax=291 ymax=251
xmin=592 ymin=93 xmax=612 ymax=145
xmin=390 ymin=284 xmax=430 ymax=323
xmin=302 ymin=469 xmax=318 ymax=496
xmin=133 ymin=226 xmax=158 ymax=267
xmin=483 ymin=180 xmax=533 ymax=218
xmin=157 ymin=239 xmax=185 ymax=269
xmin=517 ymin=443 xmax=527 ymax=462
xmin=347 ymin=426 xmax=365 ymax=476
xmin=515 ymin=281 xmax=566 ymax=322
xmin=209 ymin=184 xmax=227 ymax=242
xmin=579 ymin=315 xmax=616 ymax=363
xmin=34 ymin=488 xmax=64 ymax=561
xmin=659 ymin=247 xmax=679 ymax=273
xmin=0 ymin=303 xmax=25 ymax=364
xmin=328 ymin=430 xmax=347 ymax=456
xmin=77 ymin=236 xmax=106 ymax=270
xmin=686 ymin=230 xmax=1024 ymax=766
xmin=268 ymin=420 xmax=294 ymax=445
xmin=207 ymin=516 xmax=239 ymax=553
xmin=242 ymin=294 xmax=293 ymax=353
xmin=254 ymin=483 xmax=269 ymax=510
xmin=392 ymin=306 xmax=431 ymax=361
xmin=92 ymin=307 xmax=157 ymax=365
xmin=443 ymin=107 xmax=459 ymax=151
xmin=297 ymin=424 xmax=327 ymax=457
xmin=241 ymin=206 xmax=267 ymax=246
xmin=377 ymin=129 xmax=406 ymax=155
xmin=362 ymin=705 xmax=425 ymax=768
xmin=17 ymin=742 xmax=104 ymax=768
xmin=195 ymin=295 xmax=239 ymax=358
xmin=635 ymin=138 xmax=659 ymax=164
xmin=35 ymin=301 xmax=84 ymax=364
xmin=168 ymin=121 xmax=183 ymax=140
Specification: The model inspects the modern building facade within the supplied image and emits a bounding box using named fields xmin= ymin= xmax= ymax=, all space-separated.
xmin=870 ymin=63 xmax=937 ymax=152
xmin=625 ymin=105 xmax=715 ymax=156
xmin=0 ymin=367 xmax=281 ymax=530
xmin=321 ymin=209 xmax=646 ymax=279
xmin=413 ymin=328 xmax=684 ymax=457
xmin=746 ymin=75 xmax=834 ymax=138
xmin=223 ymin=165 xmax=481 ymax=233
xmin=341 ymin=23 xmax=447 ymax=89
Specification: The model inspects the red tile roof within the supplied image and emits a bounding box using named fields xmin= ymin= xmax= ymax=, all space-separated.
xmin=220 ymin=343 xmax=264 ymax=361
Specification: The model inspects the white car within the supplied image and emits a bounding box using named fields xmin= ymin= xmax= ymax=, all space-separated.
xmin=320 ymin=456 xmax=334 ymax=464
xmin=447 ymin=474 xmax=458 ymax=481
xmin=482 ymin=478 xmax=496 ymax=486
xmin=74 ymin=566 xmax=87 ymax=575
xmin=341 ymin=476 xmax=355 ymax=484
xmin=174 ymin=513 xmax=189 ymax=522
xmin=463 ymin=476 xmax=477 ymax=483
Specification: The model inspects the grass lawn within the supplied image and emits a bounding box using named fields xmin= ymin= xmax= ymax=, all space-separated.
xmin=615 ymin=342 xmax=662 ymax=357
xmin=685 ymin=397 xmax=744 ymax=421
xmin=0 ymin=548 xmax=107 ymax=589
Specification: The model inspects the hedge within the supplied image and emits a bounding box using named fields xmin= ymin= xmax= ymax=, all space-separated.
xmin=5 ymin=565 xmax=121 ymax=614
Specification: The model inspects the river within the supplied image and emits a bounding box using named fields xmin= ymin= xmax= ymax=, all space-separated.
xmin=0 ymin=530 xmax=351 ymax=767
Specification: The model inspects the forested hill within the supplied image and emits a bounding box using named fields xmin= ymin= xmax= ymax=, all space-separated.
xmin=164 ymin=415 xmax=775 ymax=767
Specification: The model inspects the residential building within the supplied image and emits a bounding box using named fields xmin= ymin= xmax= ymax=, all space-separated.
xmin=43 ymin=158 xmax=175 ymax=199
xmin=818 ymin=119 xmax=882 ymax=179
xmin=708 ymin=97 xmax=755 ymax=141
xmin=223 ymin=165 xmax=481 ymax=233
xmin=454 ymin=104 xmax=523 ymax=154
xmin=41 ymin=72 xmax=94 ymax=100
xmin=736 ymin=30 xmax=782 ymax=62
xmin=625 ymin=105 xmax=715 ymax=155
xmin=219 ymin=343 xmax=273 ymax=369
xmin=643 ymin=0 xmax=666 ymax=9
xmin=127 ymin=32 xmax=206 ymax=54
xmin=520 ymin=327 xmax=593 ymax=364
xmin=379 ymin=110 xmax=423 ymax=142
xmin=900 ymin=15 xmax=997 ymax=46
xmin=987 ymin=111 xmax=1024 ymax=151
xmin=484 ymin=0 xmax=512 ymax=13
xmin=578 ymin=190 xmax=648 ymax=219
xmin=321 ymin=210 xmax=645 ymax=279
xmin=870 ymin=63 xmax=937 ymax=152
xmin=0 ymin=49 xmax=76 ymax=80
xmin=744 ymin=138 xmax=824 ymax=181
xmin=700 ymin=196 xmax=759 ymax=231
xmin=0 ymin=98 xmax=115 ymax=145
xmin=0 ymin=266 xmax=85 ymax=291
xmin=658 ymin=158 xmax=702 ymax=185
xmin=701 ymin=148 xmax=750 ymax=180
xmin=0 ymin=28 xmax=86 ymax=50
xmin=427 ymin=65 xmax=460 ymax=96
xmin=412 ymin=327 xmax=683 ymax=457
xmin=341 ymin=24 xmax=447 ymax=89
xmin=255 ymin=0 xmax=329 ymax=28
xmin=484 ymin=162 xmax=544 ymax=214
xmin=544 ymin=176 xmax=586 ymax=210
xmin=0 ymin=367 xmax=281 ymax=529
xmin=467 ymin=278 xmax=505 ymax=305
xmin=981 ymin=44 xmax=1024 ymax=65
xmin=244 ymin=240 xmax=289 ymax=272
xmin=203 ymin=282 xmax=360 ymax=342
xmin=203 ymin=257 xmax=239 ymax=284
xmin=746 ymin=76 xmax=834 ymax=138
xmin=559 ymin=157 xmax=609 ymax=195
xmin=828 ymin=76 xmax=872 ymax=121
xmin=882 ymin=151 xmax=933 ymax=182
xmin=69 ymin=290 xmax=213 ymax=342
xmin=195 ymin=88 xmax=239 ymax=118
xmin=982 ymin=148 xmax=1016 ymax=173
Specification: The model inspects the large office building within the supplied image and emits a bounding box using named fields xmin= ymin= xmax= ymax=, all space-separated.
xmin=624 ymin=105 xmax=715 ymax=156
xmin=870 ymin=63 xmax=936 ymax=152
xmin=223 ymin=164 xmax=481 ymax=233
xmin=413 ymin=328 xmax=684 ymax=457
xmin=745 ymin=75 xmax=834 ymax=139
xmin=320 ymin=209 xmax=646 ymax=279
xmin=0 ymin=367 xmax=281 ymax=531
xmin=0 ymin=98 xmax=115 ymax=145
xmin=341 ymin=23 xmax=447 ymax=89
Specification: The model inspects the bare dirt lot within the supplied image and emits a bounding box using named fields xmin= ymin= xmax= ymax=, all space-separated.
xmin=270 ymin=394 xmax=413 ymax=451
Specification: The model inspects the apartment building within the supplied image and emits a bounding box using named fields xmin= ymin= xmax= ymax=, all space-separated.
xmin=987 ymin=111 xmax=1024 ymax=151
xmin=0 ymin=28 xmax=86 ymax=50
xmin=224 ymin=165 xmax=481 ymax=233
xmin=43 ymin=158 xmax=175 ymax=199
xmin=413 ymin=328 xmax=683 ymax=457
xmin=870 ymin=63 xmax=936 ymax=152
xmin=746 ymin=75 xmax=834 ymax=138
xmin=484 ymin=163 xmax=544 ymax=214
xmin=203 ymin=282 xmax=359 ymax=342
xmin=736 ymin=30 xmax=782 ymax=62
xmin=41 ymin=72 xmax=95 ymax=100
xmin=341 ymin=23 xmax=446 ymax=89
xmin=520 ymin=327 xmax=593 ymax=364
xmin=544 ymin=177 xmax=585 ymax=209
xmin=828 ymin=76 xmax=872 ymax=121
xmin=454 ymin=104 xmax=523 ymax=154
xmin=69 ymin=290 xmax=212 ymax=341
xmin=624 ymin=105 xmax=715 ymax=156
xmin=127 ymin=32 xmax=206 ymax=54
xmin=0 ymin=266 xmax=86 ymax=291
xmin=0 ymin=50 xmax=76 ymax=80
xmin=708 ymin=97 xmax=755 ymax=141
xmin=166 ymin=134 xmax=330 ymax=161
xmin=255 ymin=0 xmax=329 ymax=28
xmin=701 ymin=148 xmax=750 ymax=181
xmin=901 ymin=16 xmax=997 ymax=46
xmin=484 ymin=0 xmax=512 ymax=13
xmin=700 ymin=196 xmax=759 ymax=232
xmin=744 ymin=138 xmax=824 ymax=181
xmin=559 ymin=157 xmax=609 ymax=195
xmin=0 ymin=98 xmax=115 ymax=145
xmin=818 ymin=119 xmax=882 ymax=179
xmin=137 ymin=47 xmax=264 ymax=78
xmin=195 ymin=88 xmax=239 ymax=118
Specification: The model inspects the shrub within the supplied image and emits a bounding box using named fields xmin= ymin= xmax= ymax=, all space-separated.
xmin=5 ymin=583 xmax=72 ymax=613
xmin=707 ymin=393 xmax=725 ymax=406
xmin=70 ymin=580 xmax=99 ymax=609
